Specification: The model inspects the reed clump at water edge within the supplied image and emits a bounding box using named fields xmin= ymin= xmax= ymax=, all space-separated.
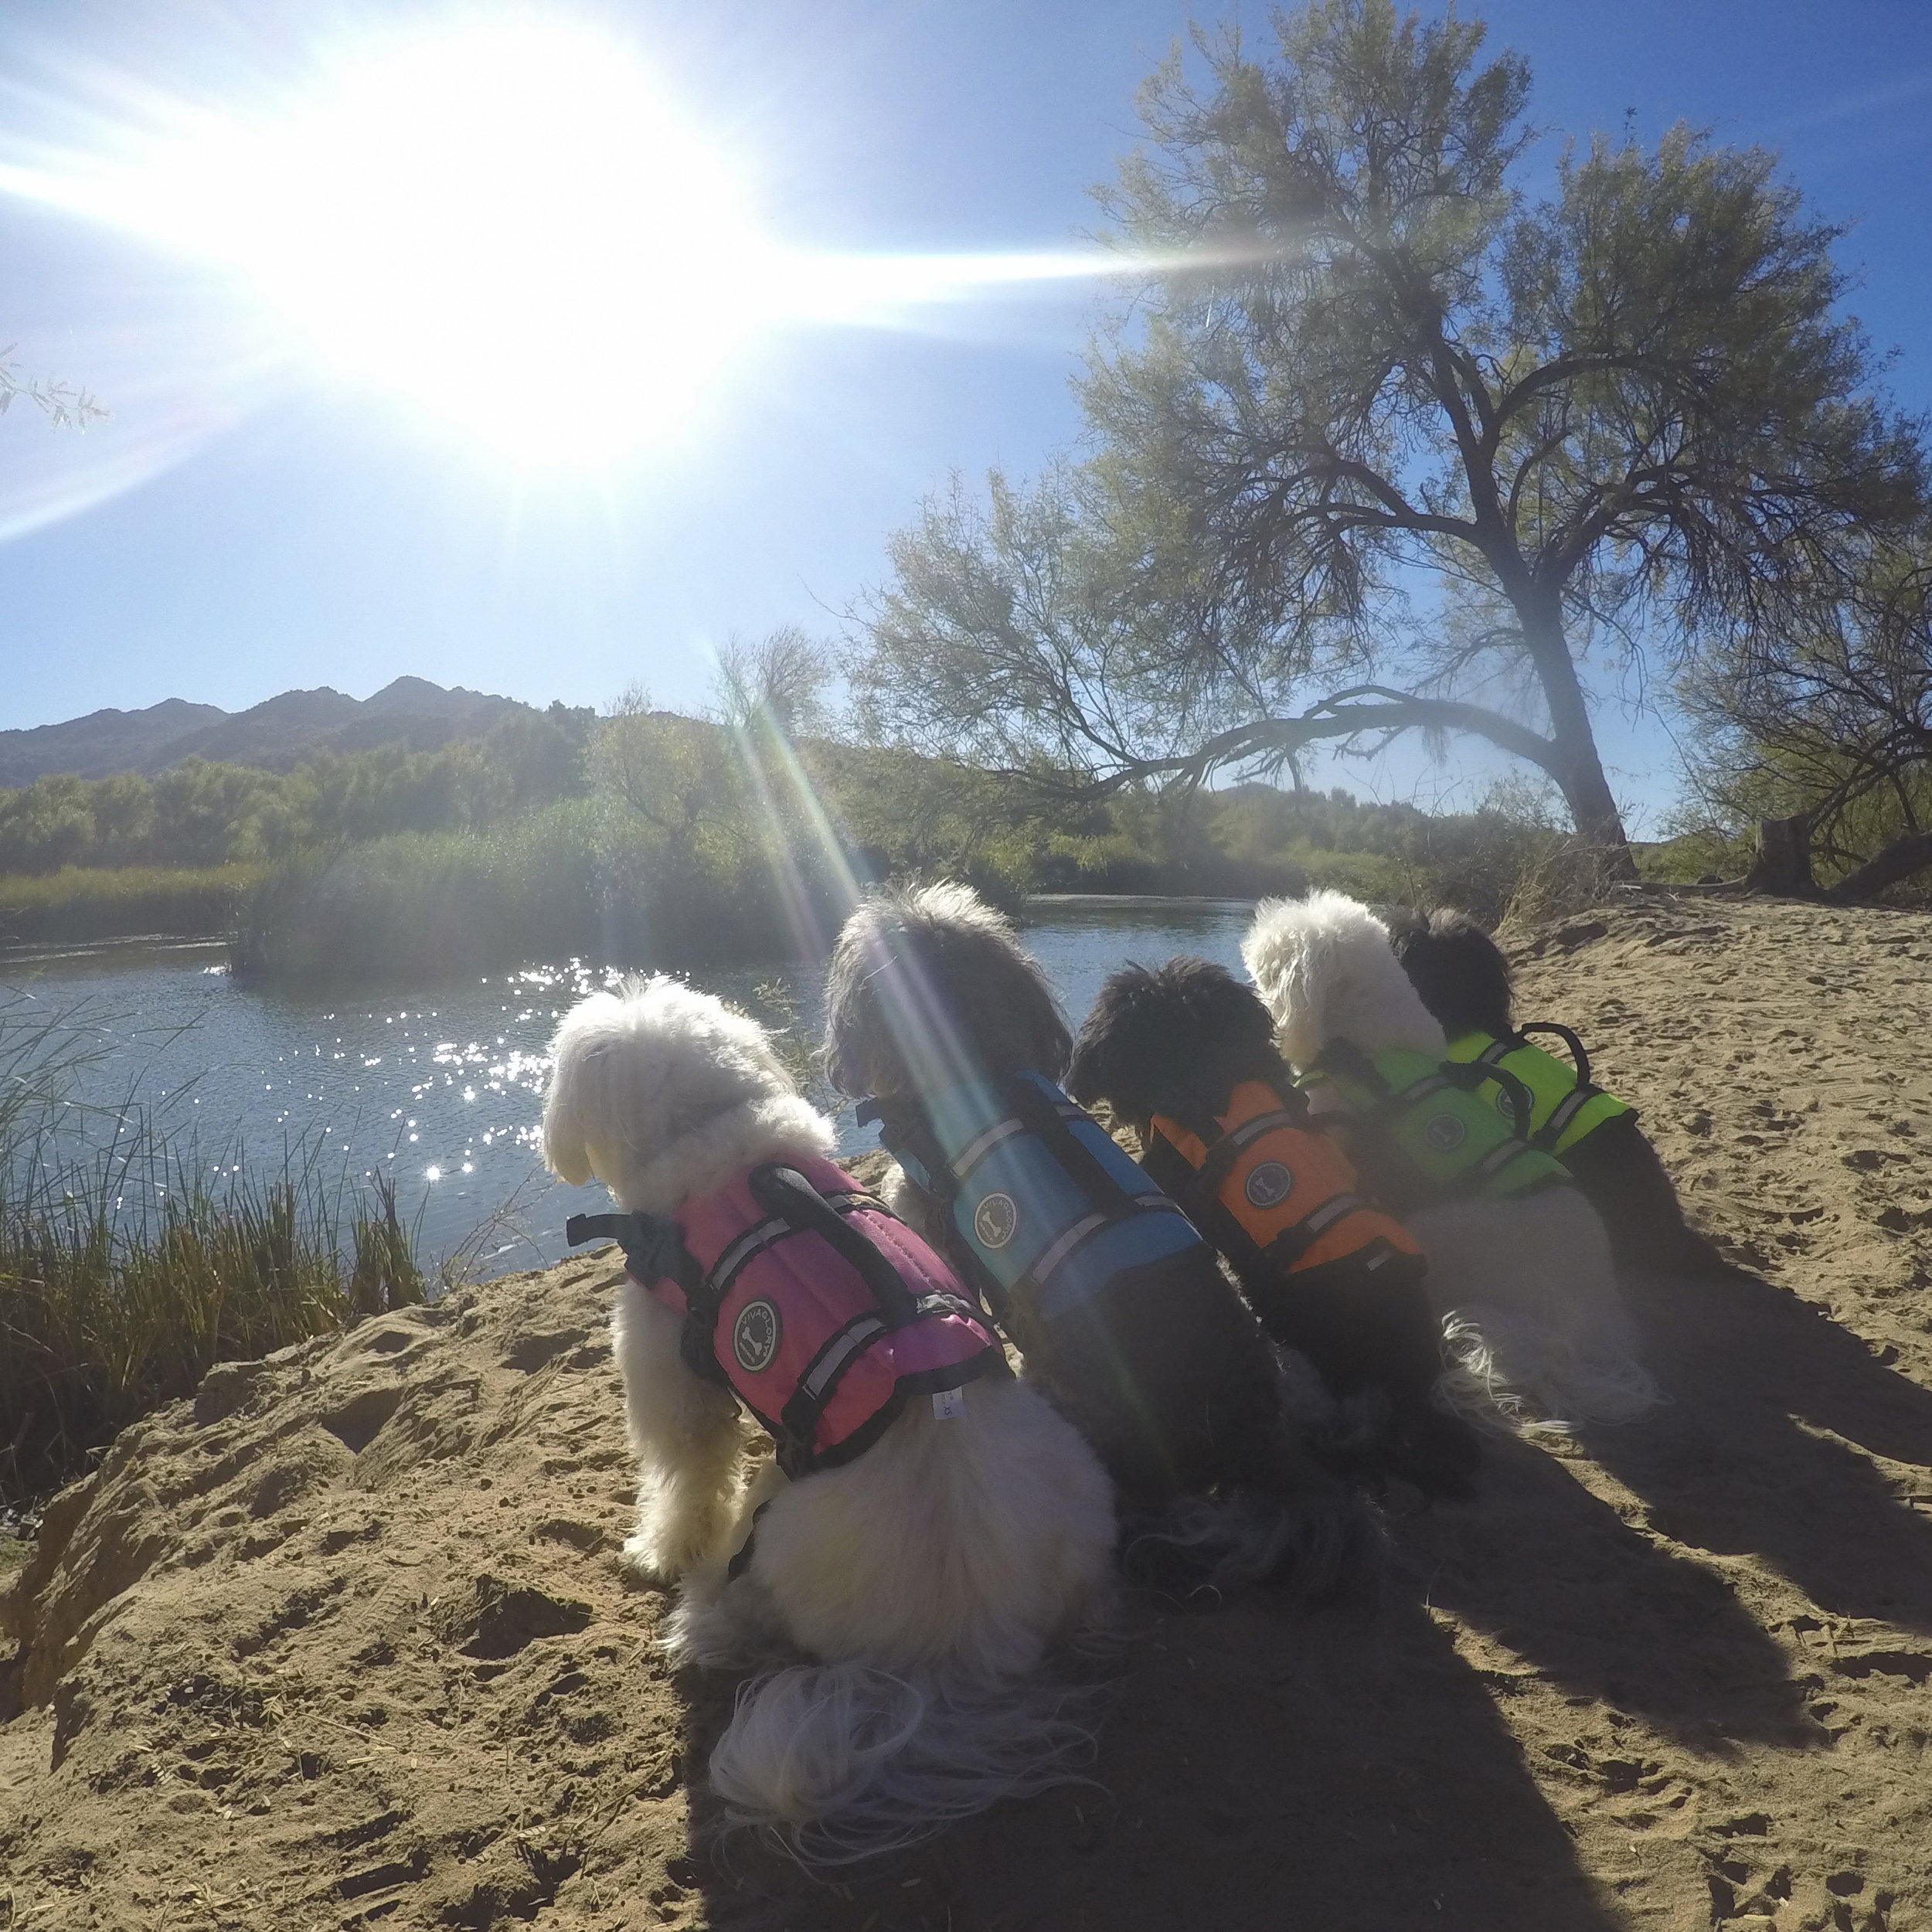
xmin=0 ymin=862 xmax=261 ymax=947
xmin=0 ymin=996 xmax=427 ymax=1505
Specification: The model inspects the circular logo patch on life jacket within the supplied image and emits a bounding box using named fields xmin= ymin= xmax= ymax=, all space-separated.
xmin=1422 ymin=1112 xmax=1467 ymax=1154
xmin=731 ymin=1298 xmax=782 ymax=1374
xmin=974 ymin=1191 xmax=1019 ymax=1250
xmin=1243 ymin=1160 xmax=1294 ymax=1209
xmin=1495 ymin=1087 xmax=1518 ymax=1120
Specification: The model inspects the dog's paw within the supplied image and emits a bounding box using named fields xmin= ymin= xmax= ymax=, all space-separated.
xmin=619 ymin=1531 xmax=683 ymax=1586
xmin=621 ymin=1511 xmax=731 ymax=1584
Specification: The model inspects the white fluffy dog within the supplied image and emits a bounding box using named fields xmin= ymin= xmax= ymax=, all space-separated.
xmin=1242 ymin=893 xmax=1658 ymax=1433
xmin=542 ymin=976 xmax=1117 ymax=1861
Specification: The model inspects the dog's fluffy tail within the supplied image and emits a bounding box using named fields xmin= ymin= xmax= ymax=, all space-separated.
xmin=705 ymin=1660 xmax=1102 ymax=1866
xmin=1120 ymin=1482 xmax=1386 ymax=1605
xmin=1436 ymin=1306 xmax=1662 ymax=1434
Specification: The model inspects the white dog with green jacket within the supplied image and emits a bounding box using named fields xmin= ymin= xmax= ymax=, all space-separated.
xmin=1243 ymin=891 xmax=1658 ymax=1432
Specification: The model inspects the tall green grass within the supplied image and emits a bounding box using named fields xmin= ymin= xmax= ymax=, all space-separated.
xmin=230 ymin=798 xmax=851 ymax=985
xmin=0 ymin=995 xmax=424 ymax=1503
xmin=0 ymin=862 xmax=260 ymax=947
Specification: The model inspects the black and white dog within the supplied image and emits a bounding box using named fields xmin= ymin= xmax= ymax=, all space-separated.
xmin=1066 ymin=955 xmax=1483 ymax=1497
xmin=823 ymin=883 xmax=1382 ymax=1597
xmin=1385 ymin=906 xmax=1723 ymax=1275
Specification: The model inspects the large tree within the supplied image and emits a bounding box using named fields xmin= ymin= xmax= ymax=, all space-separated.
xmin=859 ymin=0 xmax=1924 ymax=866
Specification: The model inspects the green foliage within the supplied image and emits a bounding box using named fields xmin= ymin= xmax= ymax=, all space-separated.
xmin=0 ymin=863 xmax=260 ymax=945
xmin=1678 ymin=546 xmax=1932 ymax=900
xmin=857 ymin=0 xmax=1925 ymax=857
xmin=0 ymin=726 xmax=591 ymax=878
xmin=0 ymin=995 xmax=423 ymax=1501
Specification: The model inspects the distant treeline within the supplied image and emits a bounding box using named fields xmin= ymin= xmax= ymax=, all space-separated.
xmin=0 ymin=706 xmax=592 ymax=874
xmin=0 ymin=695 xmax=1597 ymax=972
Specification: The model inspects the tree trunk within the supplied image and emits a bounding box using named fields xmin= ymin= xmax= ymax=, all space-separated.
xmin=1743 ymin=814 xmax=1817 ymax=895
xmin=1518 ymin=601 xmax=1638 ymax=879
xmin=1821 ymin=828 xmax=1932 ymax=903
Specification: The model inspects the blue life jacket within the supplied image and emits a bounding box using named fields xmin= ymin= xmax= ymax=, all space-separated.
xmin=862 ymin=1069 xmax=1204 ymax=1328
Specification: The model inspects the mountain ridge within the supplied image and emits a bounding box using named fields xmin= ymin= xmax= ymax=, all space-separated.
xmin=0 ymin=678 xmax=539 ymax=786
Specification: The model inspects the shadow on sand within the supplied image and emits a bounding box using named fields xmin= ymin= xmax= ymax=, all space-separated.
xmin=1398 ymin=1426 xmax=1809 ymax=1754
xmin=1585 ymin=1262 xmax=1932 ymax=1637
xmin=675 ymin=1587 xmax=1625 ymax=1932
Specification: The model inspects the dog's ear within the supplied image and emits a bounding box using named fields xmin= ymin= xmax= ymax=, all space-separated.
xmin=821 ymin=901 xmax=889 ymax=1097
xmin=1066 ymin=966 xmax=1151 ymax=1107
xmin=541 ymin=1013 xmax=605 ymax=1186
xmin=1016 ymin=979 xmax=1074 ymax=1083
xmin=1241 ymin=898 xmax=1310 ymax=1026
xmin=1389 ymin=906 xmax=1514 ymax=1038
xmin=1063 ymin=1024 xmax=1111 ymax=1107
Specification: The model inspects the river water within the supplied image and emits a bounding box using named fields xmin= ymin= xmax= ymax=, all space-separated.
xmin=0 ymin=898 xmax=1253 ymax=1275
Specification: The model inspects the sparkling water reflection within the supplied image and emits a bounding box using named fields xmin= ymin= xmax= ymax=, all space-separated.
xmin=2 ymin=899 xmax=1253 ymax=1274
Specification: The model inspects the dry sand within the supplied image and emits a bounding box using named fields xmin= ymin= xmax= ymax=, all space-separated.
xmin=5 ymin=893 xmax=1932 ymax=1931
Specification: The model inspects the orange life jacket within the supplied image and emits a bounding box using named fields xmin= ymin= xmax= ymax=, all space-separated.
xmin=1143 ymin=1080 xmax=1423 ymax=1282
xmin=1140 ymin=1080 xmax=1436 ymax=1404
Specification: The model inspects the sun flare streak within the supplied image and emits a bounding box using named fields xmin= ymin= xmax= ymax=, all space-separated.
xmin=0 ymin=14 xmax=1217 ymax=475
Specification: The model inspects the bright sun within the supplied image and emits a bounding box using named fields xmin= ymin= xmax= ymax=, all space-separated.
xmin=0 ymin=13 xmax=1142 ymax=476
xmin=12 ymin=18 xmax=773 ymax=466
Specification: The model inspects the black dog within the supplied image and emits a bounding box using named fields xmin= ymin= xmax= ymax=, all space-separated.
xmin=1067 ymin=956 xmax=1482 ymax=1499
xmin=1385 ymin=907 xmax=1726 ymax=1276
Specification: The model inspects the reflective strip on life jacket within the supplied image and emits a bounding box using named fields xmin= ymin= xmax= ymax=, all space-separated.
xmin=1444 ymin=1025 xmax=1633 ymax=1155
xmin=1308 ymin=1039 xmax=1570 ymax=1200
xmin=874 ymin=1069 xmax=1206 ymax=1327
xmin=566 ymin=1155 xmax=1005 ymax=1477
xmin=1145 ymin=1080 xmax=1423 ymax=1277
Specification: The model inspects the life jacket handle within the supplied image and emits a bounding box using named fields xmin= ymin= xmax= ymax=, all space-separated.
xmin=1434 ymin=1056 xmax=1536 ymax=1145
xmin=1317 ymin=1036 xmax=1536 ymax=1146
xmin=1513 ymin=1020 xmax=1594 ymax=1090
xmin=744 ymin=1162 xmax=922 ymax=1329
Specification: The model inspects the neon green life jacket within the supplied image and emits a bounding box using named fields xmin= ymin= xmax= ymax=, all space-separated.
xmin=1442 ymin=1023 xmax=1631 ymax=1157
xmin=1304 ymin=1039 xmax=1571 ymax=1201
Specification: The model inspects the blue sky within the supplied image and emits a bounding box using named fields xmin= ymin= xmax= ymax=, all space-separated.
xmin=0 ymin=0 xmax=1927 ymax=835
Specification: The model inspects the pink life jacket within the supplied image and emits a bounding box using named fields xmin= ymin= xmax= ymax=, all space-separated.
xmin=567 ymin=1155 xmax=1006 ymax=1477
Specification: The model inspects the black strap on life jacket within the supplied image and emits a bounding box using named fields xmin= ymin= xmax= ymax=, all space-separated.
xmin=1475 ymin=1021 xmax=1606 ymax=1148
xmin=1515 ymin=1020 xmax=1593 ymax=1090
xmin=1264 ymin=1189 xmax=1375 ymax=1267
xmin=571 ymin=1172 xmax=996 ymax=1481
xmin=974 ymin=1074 xmax=1185 ymax=1316
xmin=566 ymin=1209 xmax=728 ymax=1389
xmin=1315 ymin=1039 xmax=1538 ymax=1164
xmin=1151 ymin=1089 xmax=1372 ymax=1271
xmin=998 ymin=1073 xmax=1172 ymax=1216
xmin=746 ymin=1165 xmax=920 ymax=1326
xmin=740 ymin=1164 xmax=997 ymax=1477
xmin=1189 ymin=1104 xmax=1305 ymax=1202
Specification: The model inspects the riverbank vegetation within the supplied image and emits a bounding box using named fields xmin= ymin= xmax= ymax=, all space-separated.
xmin=0 ymin=996 xmax=426 ymax=1502
xmin=14 ymin=0 xmax=1932 ymax=968
xmin=0 ymin=862 xmax=261 ymax=946
xmin=1 ymin=654 xmax=1603 ymax=976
